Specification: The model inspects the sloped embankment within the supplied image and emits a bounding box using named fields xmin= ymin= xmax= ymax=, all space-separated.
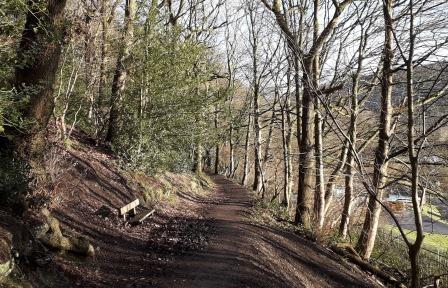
xmin=0 ymin=131 xmax=214 ymax=287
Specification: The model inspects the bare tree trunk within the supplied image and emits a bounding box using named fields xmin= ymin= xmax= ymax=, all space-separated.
xmin=228 ymin=123 xmax=235 ymax=177
xmin=310 ymin=0 xmax=325 ymax=229
xmin=261 ymin=99 xmax=277 ymax=194
xmin=242 ymin=100 xmax=252 ymax=186
xmin=295 ymin=56 xmax=315 ymax=228
xmin=314 ymin=99 xmax=325 ymax=229
xmin=214 ymin=106 xmax=220 ymax=174
xmin=14 ymin=0 xmax=68 ymax=185
xmin=406 ymin=2 xmax=424 ymax=285
xmin=324 ymin=142 xmax=348 ymax=214
xmin=339 ymin=75 xmax=359 ymax=239
xmin=339 ymin=25 xmax=367 ymax=238
xmin=253 ymin=88 xmax=263 ymax=194
xmin=105 ymin=0 xmax=136 ymax=142
xmin=356 ymin=0 xmax=394 ymax=259
xmin=281 ymin=74 xmax=293 ymax=207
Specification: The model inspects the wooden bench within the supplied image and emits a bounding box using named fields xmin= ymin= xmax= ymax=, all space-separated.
xmin=119 ymin=199 xmax=155 ymax=224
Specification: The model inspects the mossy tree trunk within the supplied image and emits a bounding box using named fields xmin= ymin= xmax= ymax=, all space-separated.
xmin=14 ymin=0 xmax=68 ymax=187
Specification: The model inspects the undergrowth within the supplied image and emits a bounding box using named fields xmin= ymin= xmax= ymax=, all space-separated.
xmin=130 ymin=171 xmax=214 ymax=208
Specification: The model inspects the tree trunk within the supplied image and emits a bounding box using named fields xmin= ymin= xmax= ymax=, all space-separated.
xmin=241 ymin=101 xmax=252 ymax=186
xmin=340 ymin=26 xmax=365 ymax=238
xmin=214 ymin=106 xmax=220 ymax=175
xmin=340 ymin=89 xmax=357 ymax=238
xmin=356 ymin=0 xmax=394 ymax=259
xmin=295 ymin=56 xmax=315 ymax=228
xmin=409 ymin=246 xmax=422 ymax=288
xmin=406 ymin=1 xmax=424 ymax=285
xmin=105 ymin=0 xmax=136 ymax=142
xmin=193 ymin=144 xmax=203 ymax=174
xmin=281 ymin=85 xmax=293 ymax=208
xmin=253 ymin=88 xmax=263 ymax=194
xmin=14 ymin=0 xmax=68 ymax=184
xmin=314 ymin=98 xmax=325 ymax=229
xmin=96 ymin=0 xmax=109 ymax=139
xmin=228 ymin=123 xmax=235 ymax=178
xmin=261 ymin=101 xmax=276 ymax=195
xmin=324 ymin=142 xmax=348 ymax=214
xmin=215 ymin=144 xmax=220 ymax=174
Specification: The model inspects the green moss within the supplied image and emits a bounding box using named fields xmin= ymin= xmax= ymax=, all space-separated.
xmin=63 ymin=138 xmax=73 ymax=149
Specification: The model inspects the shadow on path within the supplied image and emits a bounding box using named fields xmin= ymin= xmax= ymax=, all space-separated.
xmin=155 ymin=175 xmax=377 ymax=288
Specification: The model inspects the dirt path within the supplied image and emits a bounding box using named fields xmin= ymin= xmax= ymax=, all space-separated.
xmin=154 ymin=175 xmax=378 ymax=288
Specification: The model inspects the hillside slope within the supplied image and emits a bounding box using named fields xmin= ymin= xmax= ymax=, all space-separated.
xmin=1 ymin=132 xmax=379 ymax=287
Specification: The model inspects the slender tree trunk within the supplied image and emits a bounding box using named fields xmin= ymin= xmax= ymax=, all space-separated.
xmin=229 ymin=123 xmax=235 ymax=177
xmin=356 ymin=0 xmax=394 ymax=259
xmin=253 ymin=88 xmax=263 ymax=194
xmin=340 ymin=79 xmax=359 ymax=238
xmin=281 ymin=90 xmax=293 ymax=208
xmin=294 ymin=56 xmax=302 ymax=150
xmin=406 ymin=1 xmax=424 ymax=285
xmin=261 ymin=102 xmax=276 ymax=194
xmin=242 ymin=100 xmax=252 ymax=186
xmin=340 ymin=148 xmax=354 ymax=238
xmin=105 ymin=0 xmax=136 ymax=142
xmin=339 ymin=27 xmax=366 ymax=238
xmin=295 ymin=56 xmax=315 ymax=228
xmin=324 ymin=142 xmax=348 ymax=214
xmin=215 ymin=145 xmax=220 ymax=174
xmin=314 ymin=98 xmax=325 ymax=229
xmin=14 ymin=0 xmax=68 ymax=184
xmin=214 ymin=106 xmax=220 ymax=175
xmin=83 ymin=8 xmax=95 ymax=121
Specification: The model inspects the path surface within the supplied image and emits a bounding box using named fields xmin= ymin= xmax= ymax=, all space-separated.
xmin=392 ymin=210 xmax=448 ymax=235
xmin=155 ymin=175 xmax=377 ymax=288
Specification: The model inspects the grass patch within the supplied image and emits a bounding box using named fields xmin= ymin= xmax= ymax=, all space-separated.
xmin=374 ymin=225 xmax=448 ymax=287
xmin=129 ymin=171 xmax=214 ymax=208
xmin=422 ymin=204 xmax=448 ymax=225
xmin=383 ymin=224 xmax=448 ymax=250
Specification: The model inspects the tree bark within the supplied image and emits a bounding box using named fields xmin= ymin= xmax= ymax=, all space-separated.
xmin=339 ymin=25 xmax=367 ymax=238
xmin=214 ymin=106 xmax=220 ymax=175
xmin=193 ymin=144 xmax=203 ymax=174
xmin=105 ymin=0 xmax=136 ymax=142
xmin=356 ymin=0 xmax=394 ymax=259
xmin=295 ymin=56 xmax=315 ymax=228
xmin=253 ymin=85 xmax=263 ymax=194
xmin=14 ymin=0 xmax=68 ymax=184
xmin=241 ymin=100 xmax=252 ymax=186
xmin=406 ymin=1 xmax=424 ymax=285
xmin=228 ymin=123 xmax=235 ymax=178
xmin=281 ymin=70 xmax=293 ymax=207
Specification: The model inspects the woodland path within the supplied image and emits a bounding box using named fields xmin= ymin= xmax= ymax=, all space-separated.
xmin=154 ymin=175 xmax=378 ymax=288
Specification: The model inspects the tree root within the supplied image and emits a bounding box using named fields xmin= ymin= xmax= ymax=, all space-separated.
xmin=34 ymin=209 xmax=94 ymax=257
